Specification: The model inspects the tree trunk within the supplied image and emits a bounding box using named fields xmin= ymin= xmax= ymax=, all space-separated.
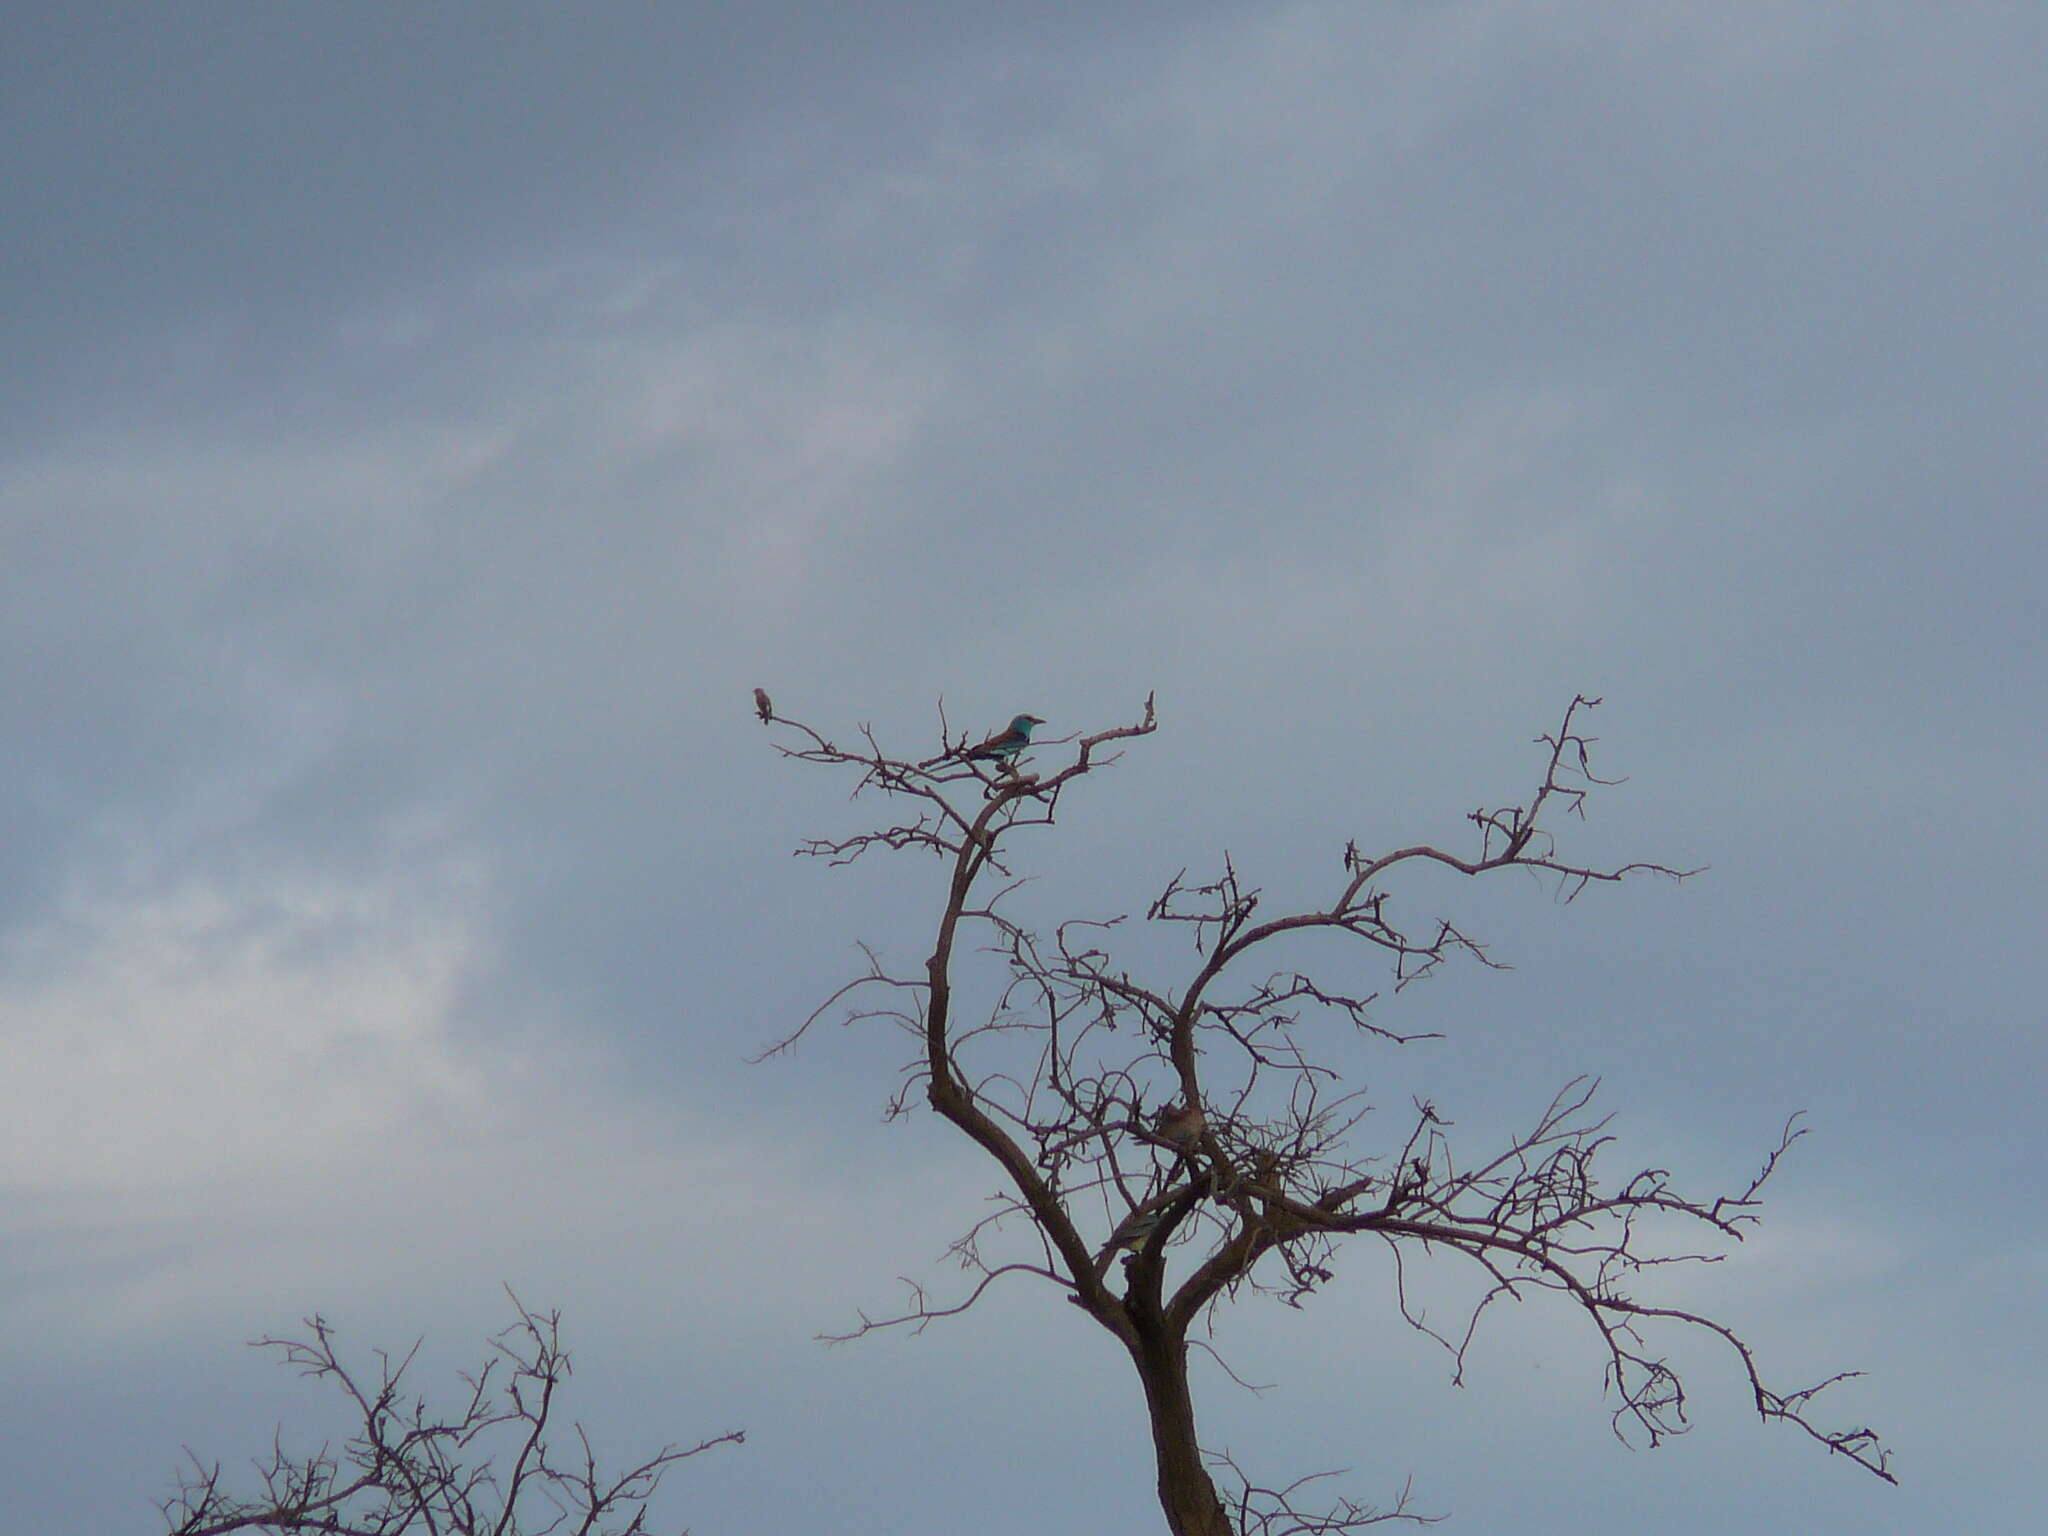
xmin=1135 ymin=1331 xmax=1234 ymax=1536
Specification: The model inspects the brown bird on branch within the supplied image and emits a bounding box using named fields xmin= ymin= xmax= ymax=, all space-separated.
xmin=1154 ymin=1101 xmax=1205 ymax=1148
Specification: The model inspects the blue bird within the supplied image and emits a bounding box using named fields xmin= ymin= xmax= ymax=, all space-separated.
xmin=964 ymin=713 xmax=1044 ymax=764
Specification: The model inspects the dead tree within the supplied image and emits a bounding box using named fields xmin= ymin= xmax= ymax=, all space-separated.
xmin=160 ymin=1294 xmax=743 ymax=1536
xmin=762 ymin=693 xmax=1893 ymax=1534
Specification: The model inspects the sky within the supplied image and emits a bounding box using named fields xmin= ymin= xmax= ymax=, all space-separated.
xmin=2 ymin=3 xmax=2042 ymax=1532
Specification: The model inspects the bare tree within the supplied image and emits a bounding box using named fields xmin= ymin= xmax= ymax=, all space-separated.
xmin=161 ymin=1293 xmax=743 ymax=1536
xmin=762 ymin=693 xmax=1892 ymax=1535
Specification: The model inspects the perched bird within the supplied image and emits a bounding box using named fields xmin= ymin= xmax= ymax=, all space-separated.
xmin=964 ymin=713 xmax=1044 ymax=764
xmin=753 ymin=687 xmax=774 ymax=723
xmin=1154 ymin=1100 xmax=1206 ymax=1148
xmin=1110 ymin=1206 xmax=1167 ymax=1253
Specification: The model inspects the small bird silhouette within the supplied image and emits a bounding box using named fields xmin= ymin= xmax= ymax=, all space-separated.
xmin=753 ymin=687 xmax=773 ymax=723
xmin=964 ymin=713 xmax=1044 ymax=764
xmin=1154 ymin=1101 xmax=1205 ymax=1147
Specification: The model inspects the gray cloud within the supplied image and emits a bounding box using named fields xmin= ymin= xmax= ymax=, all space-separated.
xmin=4 ymin=4 xmax=2041 ymax=1531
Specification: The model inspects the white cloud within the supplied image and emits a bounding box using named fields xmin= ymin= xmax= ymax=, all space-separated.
xmin=0 ymin=855 xmax=492 ymax=1196
xmin=0 ymin=845 xmax=993 ymax=1347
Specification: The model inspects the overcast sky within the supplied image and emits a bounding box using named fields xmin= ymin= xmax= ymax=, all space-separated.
xmin=3 ymin=4 xmax=2042 ymax=1532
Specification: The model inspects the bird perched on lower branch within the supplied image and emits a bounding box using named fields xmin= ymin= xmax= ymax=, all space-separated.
xmin=753 ymin=687 xmax=773 ymax=723
xmin=1154 ymin=1100 xmax=1206 ymax=1148
xmin=1107 ymin=1206 xmax=1167 ymax=1255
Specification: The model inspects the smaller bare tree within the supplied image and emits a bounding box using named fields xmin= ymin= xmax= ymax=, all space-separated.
xmin=161 ymin=1293 xmax=743 ymax=1536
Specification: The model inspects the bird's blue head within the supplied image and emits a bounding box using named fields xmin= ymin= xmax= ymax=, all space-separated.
xmin=1010 ymin=714 xmax=1044 ymax=737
